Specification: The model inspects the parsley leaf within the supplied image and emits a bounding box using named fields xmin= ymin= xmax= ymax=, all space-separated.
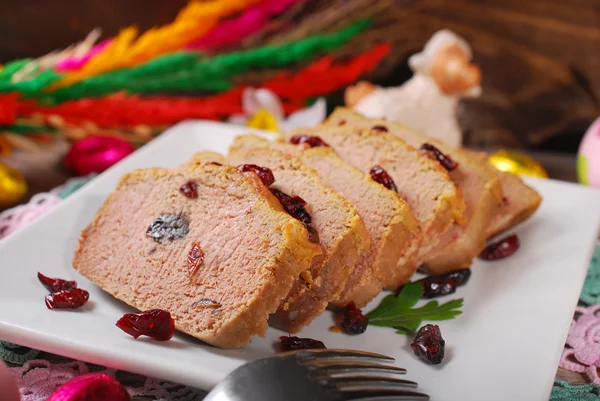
xmin=365 ymin=282 xmax=463 ymax=334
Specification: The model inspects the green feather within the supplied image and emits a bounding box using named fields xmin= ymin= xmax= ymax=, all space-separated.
xmin=0 ymin=59 xmax=32 ymax=82
xmin=0 ymin=69 xmax=64 ymax=96
xmin=0 ymin=124 xmax=55 ymax=134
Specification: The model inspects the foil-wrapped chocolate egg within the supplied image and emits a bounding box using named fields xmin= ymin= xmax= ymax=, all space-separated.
xmin=577 ymin=117 xmax=600 ymax=188
xmin=63 ymin=135 xmax=135 ymax=176
xmin=487 ymin=150 xmax=548 ymax=179
xmin=47 ymin=373 xmax=130 ymax=401
xmin=0 ymin=162 xmax=27 ymax=208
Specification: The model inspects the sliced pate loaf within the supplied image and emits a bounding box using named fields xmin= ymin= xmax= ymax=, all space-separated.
xmin=190 ymin=147 xmax=370 ymax=331
xmin=285 ymin=126 xmax=465 ymax=273
xmin=226 ymin=147 xmax=369 ymax=330
xmin=325 ymin=108 xmax=503 ymax=273
xmin=73 ymin=162 xmax=321 ymax=348
xmin=230 ymin=134 xmax=421 ymax=307
xmin=487 ymin=170 xmax=542 ymax=238
xmin=462 ymin=149 xmax=543 ymax=238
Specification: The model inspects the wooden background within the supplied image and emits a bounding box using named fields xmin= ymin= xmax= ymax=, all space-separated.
xmin=0 ymin=0 xmax=598 ymax=152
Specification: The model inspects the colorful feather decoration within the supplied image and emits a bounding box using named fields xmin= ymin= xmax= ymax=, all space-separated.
xmin=0 ymin=69 xmax=63 ymax=97
xmin=17 ymin=43 xmax=390 ymax=130
xmin=0 ymin=60 xmax=32 ymax=82
xmin=41 ymin=19 xmax=371 ymax=103
xmin=46 ymin=0 xmax=262 ymax=90
xmin=56 ymin=40 xmax=112 ymax=72
xmin=11 ymin=29 xmax=101 ymax=83
xmin=186 ymin=0 xmax=307 ymax=51
xmin=263 ymin=42 xmax=391 ymax=102
xmin=0 ymin=0 xmax=396 ymax=150
xmin=0 ymin=93 xmax=18 ymax=124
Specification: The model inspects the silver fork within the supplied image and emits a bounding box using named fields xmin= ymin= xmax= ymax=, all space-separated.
xmin=204 ymin=349 xmax=429 ymax=401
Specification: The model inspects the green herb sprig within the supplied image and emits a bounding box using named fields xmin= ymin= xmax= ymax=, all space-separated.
xmin=366 ymin=282 xmax=463 ymax=334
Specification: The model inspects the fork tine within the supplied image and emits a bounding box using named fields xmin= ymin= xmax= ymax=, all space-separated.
xmin=296 ymin=349 xmax=395 ymax=363
xmin=340 ymin=388 xmax=430 ymax=400
xmin=327 ymin=375 xmax=419 ymax=388
xmin=310 ymin=361 xmax=407 ymax=376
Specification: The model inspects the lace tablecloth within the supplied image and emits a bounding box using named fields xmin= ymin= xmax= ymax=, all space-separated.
xmin=1 ymin=176 xmax=599 ymax=400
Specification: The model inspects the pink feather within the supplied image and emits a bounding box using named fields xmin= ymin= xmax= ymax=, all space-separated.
xmin=186 ymin=0 xmax=306 ymax=51
xmin=56 ymin=40 xmax=112 ymax=72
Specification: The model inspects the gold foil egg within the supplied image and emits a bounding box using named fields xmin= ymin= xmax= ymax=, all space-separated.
xmin=488 ymin=150 xmax=548 ymax=178
xmin=0 ymin=162 xmax=28 ymax=208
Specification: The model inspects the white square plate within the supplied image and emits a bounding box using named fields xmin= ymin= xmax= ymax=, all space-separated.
xmin=1 ymin=121 xmax=599 ymax=400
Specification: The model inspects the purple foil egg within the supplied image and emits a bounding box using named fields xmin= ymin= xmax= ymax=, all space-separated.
xmin=47 ymin=373 xmax=130 ymax=401
xmin=63 ymin=136 xmax=135 ymax=176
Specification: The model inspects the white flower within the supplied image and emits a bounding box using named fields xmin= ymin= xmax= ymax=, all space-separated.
xmin=228 ymin=88 xmax=326 ymax=132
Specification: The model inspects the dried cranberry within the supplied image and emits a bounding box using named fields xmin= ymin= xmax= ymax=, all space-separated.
xmin=420 ymin=143 xmax=458 ymax=171
xmin=421 ymin=279 xmax=456 ymax=298
xmin=270 ymin=188 xmax=311 ymax=225
xmin=116 ymin=309 xmax=175 ymax=341
xmin=279 ymin=336 xmax=326 ymax=352
xmin=371 ymin=125 xmax=388 ymax=133
xmin=289 ymin=135 xmax=329 ymax=148
xmin=338 ymin=120 xmax=346 ymax=126
xmin=45 ymin=289 xmax=89 ymax=310
xmin=38 ymin=272 xmax=77 ymax=293
xmin=187 ymin=242 xmax=205 ymax=278
xmin=417 ymin=269 xmax=471 ymax=299
xmin=411 ymin=324 xmax=445 ymax=364
xmin=238 ymin=164 xmax=275 ymax=187
xmin=208 ymin=162 xmax=222 ymax=166
xmin=369 ymin=166 xmax=398 ymax=192
xmin=179 ymin=181 xmax=198 ymax=198
xmin=479 ymin=234 xmax=520 ymax=261
xmin=445 ymin=269 xmax=471 ymax=286
xmin=146 ymin=213 xmax=189 ymax=243
xmin=269 ymin=188 xmax=317 ymax=242
xmin=341 ymin=302 xmax=368 ymax=335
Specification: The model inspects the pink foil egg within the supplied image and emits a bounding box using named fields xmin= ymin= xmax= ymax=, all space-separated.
xmin=64 ymin=136 xmax=135 ymax=176
xmin=577 ymin=117 xmax=600 ymax=188
xmin=47 ymin=373 xmax=130 ymax=401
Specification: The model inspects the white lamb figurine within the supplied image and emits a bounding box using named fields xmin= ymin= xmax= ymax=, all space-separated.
xmin=345 ymin=29 xmax=482 ymax=148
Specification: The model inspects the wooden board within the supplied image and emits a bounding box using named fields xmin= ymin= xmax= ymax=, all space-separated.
xmin=384 ymin=0 xmax=600 ymax=152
